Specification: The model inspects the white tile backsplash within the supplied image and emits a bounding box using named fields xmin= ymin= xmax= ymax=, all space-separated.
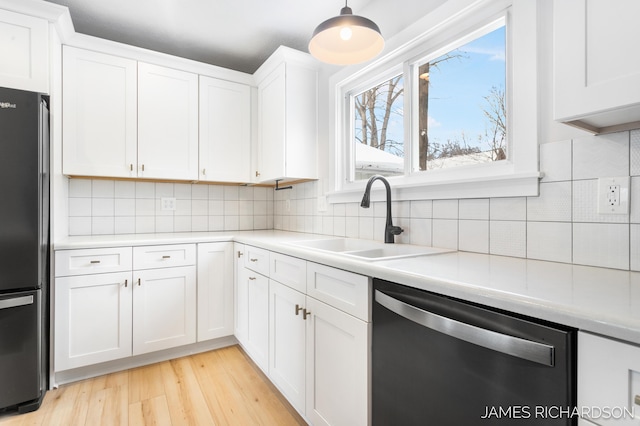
xmin=67 ymin=129 xmax=638 ymax=272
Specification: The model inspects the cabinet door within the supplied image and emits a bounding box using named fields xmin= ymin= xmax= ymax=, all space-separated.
xmin=55 ymin=272 xmax=132 ymax=371
xmin=138 ymin=62 xmax=198 ymax=180
xmin=269 ymin=280 xmax=306 ymax=414
xmin=234 ymin=244 xmax=248 ymax=343
xmin=199 ymin=77 xmax=251 ymax=183
xmin=257 ymin=62 xmax=286 ymax=182
xmin=132 ymin=266 xmax=196 ymax=355
xmin=306 ymin=297 xmax=369 ymax=426
xmin=239 ymin=268 xmax=269 ymax=373
xmin=0 ymin=9 xmax=48 ymax=93
xmin=197 ymin=242 xmax=234 ymax=341
xmin=62 ymin=47 xmax=137 ymax=178
xmin=554 ymin=0 xmax=640 ymax=132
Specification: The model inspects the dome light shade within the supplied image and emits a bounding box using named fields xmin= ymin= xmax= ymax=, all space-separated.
xmin=309 ymin=5 xmax=384 ymax=65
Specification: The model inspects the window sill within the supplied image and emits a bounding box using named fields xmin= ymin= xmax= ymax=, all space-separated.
xmin=326 ymin=171 xmax=541 ymax=204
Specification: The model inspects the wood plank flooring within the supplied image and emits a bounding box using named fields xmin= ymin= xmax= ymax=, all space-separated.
xmin=0 ymin=345 xmax=306 ymax=426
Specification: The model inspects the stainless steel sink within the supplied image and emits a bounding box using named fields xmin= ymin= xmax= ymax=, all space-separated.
xmin=288 ymin=238 xmax=452 ymax=261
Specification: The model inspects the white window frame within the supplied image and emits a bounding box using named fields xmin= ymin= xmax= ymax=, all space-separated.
xmin=327 ymin=0 xmax=539 ymax=204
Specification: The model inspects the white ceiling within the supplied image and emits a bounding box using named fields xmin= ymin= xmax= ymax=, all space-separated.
xmin=44 ymin=0 xmax=445 ymax=74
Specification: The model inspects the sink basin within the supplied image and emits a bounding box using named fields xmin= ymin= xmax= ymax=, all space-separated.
xmin=288 ymin=238 xmax=452 ymax=261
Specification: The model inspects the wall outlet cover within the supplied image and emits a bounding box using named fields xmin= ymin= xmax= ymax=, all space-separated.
xmin=161 ymin=197 xmax=176 ymax=211
xmin=597 ymin=177 xmax=630 ymax=215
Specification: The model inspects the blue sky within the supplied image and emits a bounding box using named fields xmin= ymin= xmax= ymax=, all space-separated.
xmin=426 ymin=26 xmax=506 ymax=148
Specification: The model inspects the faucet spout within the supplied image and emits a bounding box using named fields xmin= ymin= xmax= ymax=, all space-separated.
xmin=360 ymin=175 xmax=403 ymax=243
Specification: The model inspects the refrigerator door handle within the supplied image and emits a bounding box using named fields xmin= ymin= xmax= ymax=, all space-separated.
xmin=375 ymin=290 xmax=555 ymax=367
xmin=0 ymin=295 xmax=34 ymax=310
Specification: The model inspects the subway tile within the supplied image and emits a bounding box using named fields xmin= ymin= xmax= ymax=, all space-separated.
xmin=208 ymin=216 xmax=224 ymax=232
xmin=208 ymin=200 xmax=224 ymax=215
xmin=191 ymin=199 xmax=208 ymax=216
xmin=458 ymin=220 xmax=489 ymax=254
xmin=305 ymin=216 xmax=314 ymax=234
xmin=333 ymin=203 xmax=346 ymax=217
xmin=239 ymin=186 xmax=253 ymax=201
xmin=313 ymin=215 xmax=323 ymax=234
xmin=573 ymin=132 xmax=629 ymax=180
xmin=392 ymin=201 xmax=411 ymax=218
xmin=432 ymin=219 xmax=458 ymax=250
xmin=92 ymin=198 xmax=114 ymax=217
xmin=394 ymin=218 xmax=411 ymax=244
xmin=192 ymin=216 xmax=208 ymax=232
xmin=334 ymin=216 xmax=346 ymax=237
xmin=69 ymin=198 xmax=91 ymax=217
xmin=175 ymin=199 xmax=192 ymax=216
xmin=540 ymin=140 xmax=572 ymax=182
xmin=69 ymin=217 xmax=91 ymax=236
xmin=409 ymin=218 xmax=432 ymax=246
xmin=208 ymin=185 xmax=224 ymax=200
xmin=155 ymin=183 xmax=174 ymax=198
xmin=527 ymin=181 xmax=572 ymax=222
xmin=115 ymin=181 xmax=135 ymax=199
xmin=526 ymin=222 xmax=572 ymax=263
xmin=239 ymin=200 xmax=253 ymax=216
xmin=253 ymin=187 xmax=268 ymax=201
xmin=433 ymin=200 xmax=458 ymax=219
xmin=69 ymin=179 xmax=92 ymax=198
xmin=136 ymin=216 xmax=155 ymax=233
xmin=191 ymin=184 xmax=208 ymax=200
xmin=224 ymin=186 xmax=239 ymax=201
xmin=459 ymin=199 xmax=489 ymax=220
xmin=490 ymin=197 xmax=526 ymax=221
xmin=92 ymin=180 xmax=114 ymax=198
xmin=135 ymin=182 xmax=155 ymax=199
xmin=373 ymin=217 xmax=386 ymax=242
xmin=239 ymin=216 xmax=253 ymax=231
xmin=322 ymin=216 xmax=335 ymax=236
xmin=346 ymin=202 xmax=360 ymax=217
xmin=490 ymin=221 xmax=526 ymax=258
xmin=573 ymin=223 xmax=629 ymax=270
xmin=224 ymin=200 xmax=239 ymax=216
xmin=92 ymin=217 xmax=114 ymax=235
xmin=253 ymin=215 xmax=267 ymax=230
xmin=174 ymin=183 xmax=191 ymax=199
xmin=373 ymin=201 xmax=386 ymax=218
xmin=358 ymin=217 xmax=374 ymax=240
xmin=224 ymin=215 xmax=239 ymax=231
xmin=114 ymin=217 xmax=135 ymax=234
xmin=345 ymin=217 xmax=359 ymax=238
xmin=174 ymin=216 xmax=192 ymax=232
xmin=155 ymin=216 xmax=174 ymax=233
xmin=115 ymin=198 xmax=135 ymax=217
xmin=410 ymin=200 xmax=432 ymax=219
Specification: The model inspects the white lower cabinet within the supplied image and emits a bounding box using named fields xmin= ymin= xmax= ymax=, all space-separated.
xmin=197 ymin=242 xmax=234 ymax=341
xmin=235 ymin=244 xmax=270 ymax=373
xmin=305 ymin=297 xmax=369 ymax=426
xmin=132 ymin=266 xmax=196 ymax=355
xmin=578 ymin=331 xmax=640 ymax=426
xmin=54 ymin=271 xmax=132 ymax=371
xmin=269 ymin=280 xmax=307 ymax=413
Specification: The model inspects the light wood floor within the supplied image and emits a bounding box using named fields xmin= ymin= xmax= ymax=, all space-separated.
xmin=0 ymin=345 xmax=306 ymax=426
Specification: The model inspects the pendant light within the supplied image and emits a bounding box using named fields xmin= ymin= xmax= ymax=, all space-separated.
xmin=308 ymin=1 xmax=384 ymax=65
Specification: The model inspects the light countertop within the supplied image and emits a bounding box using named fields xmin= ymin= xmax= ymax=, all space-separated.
xmin=55 ymin=230 xmax=640 ymax=346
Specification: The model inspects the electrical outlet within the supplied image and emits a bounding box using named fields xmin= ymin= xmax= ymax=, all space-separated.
xmin=161 ymin=197 xmax=176 ymax=211
xmin=597 ymin=177 xmax=629 ymax=215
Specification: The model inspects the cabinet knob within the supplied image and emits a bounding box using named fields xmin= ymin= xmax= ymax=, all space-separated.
xmin=90 ymin=260 xmax=101 ymax=264
xmin=137 ymin=278 xmax=141 ymax=286
xmin=124 ymin=279 xmax=128 ymax=288
xmin=249 ymin=277 xmax=256 ymax=281
xmin=162 ymin=255 xmax=171 ymax=259
xmin=295 ymin=304 xmax=303 ymax=316
xmin=250 ymin=258 xmax=258 ymax=262
xmin=237 ymin=251 xmax=244 ymax=258
xmin=202 ymin=168 xmax=206 ymax=176
xmin=141 ymin=164 xmax=145 ymax=172
xmin=130 ymin=164 xmax=133 ymax=172
xmin=255 ymin=171 xmax=260 ymax=177
xmin=303 ymin=309 xmax=311 ymax=320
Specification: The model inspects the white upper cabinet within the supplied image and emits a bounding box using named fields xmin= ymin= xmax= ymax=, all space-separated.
xmin=554 ymin=0 xmax=640 ymax=134
xmin=138 ymin=62 xmax=199 ymax=180
xmin=0 ymin=9 xmax=48 ymax=93
xmin=199 ymin=76 xmax=251 ymax=183
xmin=254 ymin=47 xmax=318 ymax=183
xmin=62 ymin=46 xmax=138 ymax=178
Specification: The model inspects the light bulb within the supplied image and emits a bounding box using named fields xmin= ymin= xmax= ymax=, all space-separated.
xmin=340 ymin=26 xmax=352 ymax=41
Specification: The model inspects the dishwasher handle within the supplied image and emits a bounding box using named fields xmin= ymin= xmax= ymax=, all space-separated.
xmin=375 ymin=290 xmax=555 ymax=367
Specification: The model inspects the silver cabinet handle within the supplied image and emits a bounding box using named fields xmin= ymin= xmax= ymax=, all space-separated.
xmin=375 ymin=290 xmax=555 ymax=367
xmin=0 ymin=295 xmax=34 ymax=310
xmin=90 ymin=260 xmax=101 ymax=264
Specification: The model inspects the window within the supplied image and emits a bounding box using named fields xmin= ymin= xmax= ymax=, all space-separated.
xmin=331 ymin=0 xmax=539 ymax=201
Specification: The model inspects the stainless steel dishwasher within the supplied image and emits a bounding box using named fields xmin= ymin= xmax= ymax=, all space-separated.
xmin=373 ymin=278 xmax=577 ymax=425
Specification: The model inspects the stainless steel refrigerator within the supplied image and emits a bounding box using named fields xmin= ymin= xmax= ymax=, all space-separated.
xmin=0 ymin=87 xmax=49 ymax=413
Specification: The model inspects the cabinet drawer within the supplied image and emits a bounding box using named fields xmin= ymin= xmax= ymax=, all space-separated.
xmin=55 ymin=247 xmax=132 ymax=277
xmin=133 ymin=244 xmax=196 ymax=270
xmin=578 ymin=331 xmax=640 ymax=426
xmin=306 ymin=262 xmax=371 ymax=321
xmin=270 ymin=252 xmax=306 ymax=293
xmin=244 ymin=245 xmax=270 ymax=276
